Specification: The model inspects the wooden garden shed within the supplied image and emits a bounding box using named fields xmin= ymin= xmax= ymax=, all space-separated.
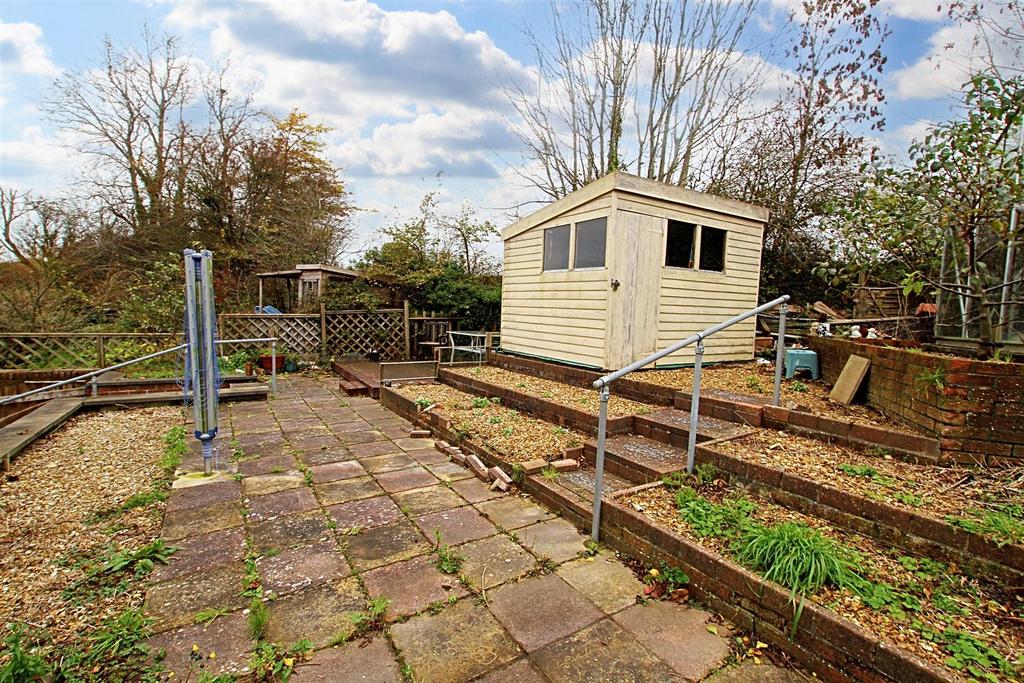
xmin=500 ymin=172 xmax=768 ymax=370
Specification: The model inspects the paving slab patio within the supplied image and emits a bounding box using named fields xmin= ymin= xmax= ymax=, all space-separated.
xmin=145 ymin=374 xmax=803 ymax=683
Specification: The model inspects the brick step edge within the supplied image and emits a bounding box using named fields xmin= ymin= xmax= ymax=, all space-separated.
xmin=383 ymin=384 xmax=953 ymax=683
xmin=437 ymin=368 xmax=635 ymax=437
xmin=672 ymin=392 xmax=943 ymax=464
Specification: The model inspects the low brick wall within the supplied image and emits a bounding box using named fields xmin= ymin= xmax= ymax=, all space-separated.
xmin=438 ymin=368 xmax=635 ymax=437
xmin=807 ymin=338 xmax=1024 ymax=466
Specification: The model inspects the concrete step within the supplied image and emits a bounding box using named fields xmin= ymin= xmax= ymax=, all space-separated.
xmin=634 ymin=408 xmax=753 ymax=449
xmin=553 ymin=464 xmax=635 ymax=503
xmin=339 ymin=380 xmax=370 ymax=397
xmin=584 ymin=435 xmax=690 ymax=484
xmin=0 ymin=397 xmax=83 ymax=470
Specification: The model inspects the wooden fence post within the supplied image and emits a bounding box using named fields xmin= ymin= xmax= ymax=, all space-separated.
xmin=320 ymin=303 xmax=328 ymax=361
xmin=96 ymin=335 xmax=106 ymax=368
xmin=403 ymin=300 xmax=411 ymax=360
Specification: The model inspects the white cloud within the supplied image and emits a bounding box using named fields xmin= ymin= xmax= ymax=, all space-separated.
xmin=882 ymin=0 xmax=944 ymax=21
xmin=0 ymin=22 xmax=60 ymax=77
xmin=891 ymin=5 xmax=1023 ymax=100
xmin=0 ymin=126 xmax=85 ymax=192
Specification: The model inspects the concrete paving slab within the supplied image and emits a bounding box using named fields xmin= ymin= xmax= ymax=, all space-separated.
xmin=265 ymin=578 xmax=365 ymax=649
xmin=242 ymin=471 xmax=305 ymax=497
xmin=148 ymin=610 xmax=251 ymax=679
xmin=238 ymin=455 xmax=300 ymax=477
xmin=390 ymin=485 xmax=465 ymax=517
xmin=375 ymin=466 xmax=439 ymax=493
xmin=613 ymin=601 xmax=731 ymax=681
xmin=165 ymin=479 xmax=241 ymax=512
xmin=392 ymin=437 xmax=435 ymax=452
xmin=343 ymin=520 xmax=431 ymax=571
xmin=290 ymin=434 xmax=343 ymax=452
xmin=474 ymin=658 xmax=548 ymax=683
xmin=257 ymin=543 xmax=350 ymax=597
xmin=145 ymin=563 xmax=246 ymax=632
xmin=557 ymin=554 xmax=645 ymax=614
xmin=532 ymin=618 xmax=682 ymax=682
xmin=487 ymin=574 xmax=602 ymax=652
xmin=291 ymin=635 xmax=401 ymax=682
xmin=359 ymin=451 xmax=416 ymax=474
xmin=457 ymin=535 xmax=536 ymax=590
xmin=475 ymin=496 xmax=554 ymax=530
xmin=413 ymin=506 xmax=497 ymax=546
xmin=309 ymin=460 xmax=367 ymax=483
xmin=316 ymin=476 xmax=385 ymax=506
xmin=339 ymin=431 xmax=388 ymax=446
xmin=424 ymin=462 xmax=475 ymax=483
xmin=707 ymin=661 xmax=807 ymax=682
xmin=299 ymin=448 xmax=356 ymax=466
xmin=349 ymin=440 xmax=401 ymax=458
xmin=450 ymin=477 xmax=503 ymax=504
xmin=246 ymin=486 xmax=319 ymax=521
xmin=162 ymin=499 xmax=243 ymax=541
xmin=327 ymin=495 xmax=404 ymax=531
xmin=405 ymin=447 xmax=448 ymax=466
xmin=361 ymin=554 xmax=466 ymax=620
xmin=516 ymin=518 xmax=587 ymax=563
xmin=151 ymin=526 xmax=246 ymax=583
xmin=250 ymin=510 xmax=333 ymax=554
xmin=390 ymin=599 xmax=521 ymax=683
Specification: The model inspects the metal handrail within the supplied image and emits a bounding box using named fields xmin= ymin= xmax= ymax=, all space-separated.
xmin=589 ymin=295 xmax=790 ymax=541
xmin=0 ymin=336 xmax=281 ymax=406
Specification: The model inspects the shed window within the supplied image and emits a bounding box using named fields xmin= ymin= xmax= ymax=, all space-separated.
xmin=665 ymin=220 xmax=696 ymax=268
xmin=543 ymin=225 xmax=570 ymax=271
xmin=573 ymin=217 xmax=607 ymax=268
xmin=699 ymin=226 xmax=726 ymax=272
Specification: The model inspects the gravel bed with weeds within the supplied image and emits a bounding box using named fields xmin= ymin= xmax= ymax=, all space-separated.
xmin=710 ymin=429 xmax=1024 ymax=546
xmin=395 ymin=383 xmax=584 ymax=463
xmin=640 ymin=361 xmax=912 ymax=431
xmin=450 ymin=365 xmax=657 ymax=418
xmin=0 ymin=406 xmax=183 ymax=680
xmin=623 ymin=475 xmax=1024 ymax=681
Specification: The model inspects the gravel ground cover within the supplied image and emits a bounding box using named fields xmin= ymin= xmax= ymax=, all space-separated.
xmin=623 ymin=480 xmax=1024 ymax=681
xmin=710 ymin=429 xmax=1024 ymax=542
xmin=394 ymin=383 xmax=584 ymax=463
xmin=0 ymin=406 xmax=182 ymax=678
xmin=640 ymin=361 xmax=910 ymax=430
xmin=450 ymin=365 xmax=657 ymax=417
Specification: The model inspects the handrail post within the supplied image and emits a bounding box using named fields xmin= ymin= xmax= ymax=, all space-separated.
xmin=270 ymin=339 xmax=277 ymax=396
xmin=591 ymin=384 xmax=610 ymax=542
xmin=686 ymin=339 xmax=705 ymax=474
xmin=773 ymin=303 xmax=787 ymax=406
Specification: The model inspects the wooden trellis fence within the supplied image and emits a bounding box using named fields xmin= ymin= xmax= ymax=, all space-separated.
xmin=219 ymin=305 xmax=410 ymax=361
xmin=0 ymin=333 xmax=178 ymax=370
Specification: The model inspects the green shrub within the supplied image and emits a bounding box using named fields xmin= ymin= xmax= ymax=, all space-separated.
xmin=734 ymin=522 xmax=861 ymax=596
xmin=0 ymin=623 xmax=51 ymax=682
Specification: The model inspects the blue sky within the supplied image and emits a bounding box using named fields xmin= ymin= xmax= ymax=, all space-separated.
xmin=0 ymin=0 xmax=1002 ymax=261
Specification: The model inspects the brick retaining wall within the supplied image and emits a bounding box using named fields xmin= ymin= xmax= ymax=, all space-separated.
xmin=806 ymin=338 xmax=1024 ymax=466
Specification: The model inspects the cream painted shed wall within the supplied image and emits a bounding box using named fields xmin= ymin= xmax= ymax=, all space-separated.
xmin=500 ymin=196 xmax=612 ymax=368
xmin=499 ymin=173 xmax=766 ymax=370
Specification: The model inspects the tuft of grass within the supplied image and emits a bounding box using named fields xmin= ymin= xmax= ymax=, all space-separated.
xmin=674 ymin=486 xmax=756 ymax=542
xmin=248 ymin=639 xmax=312 ymax=682
xmin=694 ymin=462 xmax=718 ymax=485
xmin=0 ymin=623 xmax=51 ymax=681
xmin=510 ymin=464 xmax=524 ymax=485
xmin=790 ymin=380 xmax=809 ymax=393
xmin=248 ymin=597 xmax=270 ymax=640
xmin=160 ymin=425 xmax=187 ymax=473
xmin=195 ymin=606 xmax=232 ymax=626
xmin=540 ymin=465 xmax=560 ymax=482
xmin=734 ymin=522 xmax=862 ymax=597
xmin=433 ymin=530 xmax=464 ymax=575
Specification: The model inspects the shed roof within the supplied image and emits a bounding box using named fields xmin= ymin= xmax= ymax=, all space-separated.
xmin=501 ymin=171 xmax=769 ymax=241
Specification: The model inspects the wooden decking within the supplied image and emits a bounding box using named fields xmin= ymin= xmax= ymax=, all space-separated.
xmin=332 ymin=360 xmax=381 ymax=398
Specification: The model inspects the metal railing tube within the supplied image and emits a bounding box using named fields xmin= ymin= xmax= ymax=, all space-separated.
xmin=0 ymin=343 xmax=188 ymax=406
xmin=772 ymin=302 xmax=788 ymax=406
xmin=592 ymin=295 xmax=791 ymax=390
xmin=588 ymin=294 xmax=790 ymax=541
xmin=686 ymin=340 xmax=705 ymax=473
xmin=271 ymin=339 xmax=277 ymax=396
xmin=590 ymin=386 xmax=610 ymax=542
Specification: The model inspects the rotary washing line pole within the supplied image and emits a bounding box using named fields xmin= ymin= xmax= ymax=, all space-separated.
xmin=184 ymin=249 xmax=220 ymax=475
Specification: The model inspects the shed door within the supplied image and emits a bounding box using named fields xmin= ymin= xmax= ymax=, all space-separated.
xmin=606 ymin=211 xmax=662 ymax=368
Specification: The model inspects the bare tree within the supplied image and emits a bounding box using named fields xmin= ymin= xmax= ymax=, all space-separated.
xmin=45 ymin=29 xmax=194 ymax=250
xmin=505 ymin=0 xmax=762 ymax=199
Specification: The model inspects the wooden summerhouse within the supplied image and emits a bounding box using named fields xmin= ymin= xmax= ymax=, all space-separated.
xmin=500 ymin=172 xmax=768 ymax=370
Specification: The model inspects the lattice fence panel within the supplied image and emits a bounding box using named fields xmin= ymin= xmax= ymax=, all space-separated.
xmin=218 ymin=315 xmax=321 ymax=359
xmin=325 ymin=309 xmax=405 ymax=360
xmin=0 ymin=333 xmax=177 ymax=369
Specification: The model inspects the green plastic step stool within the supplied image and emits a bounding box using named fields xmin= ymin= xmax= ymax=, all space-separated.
xmin=784 ymin=349 xmax=819 ymax=380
